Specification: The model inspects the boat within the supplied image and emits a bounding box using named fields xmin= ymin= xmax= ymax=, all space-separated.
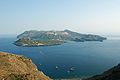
xmin=70 ymin=67 xmax=75 ymax=71
xmin=55 ymin=66 xmax=58 ymax=69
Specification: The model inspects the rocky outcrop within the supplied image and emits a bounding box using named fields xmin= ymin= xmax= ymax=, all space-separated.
xmin=85 ymin=64 xmax=120 ymax=80
xmin=0 ymin=52 xmax=50 ymax=80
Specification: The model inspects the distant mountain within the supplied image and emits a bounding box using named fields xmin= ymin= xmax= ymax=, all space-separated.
xmin=15 ymin=29 xmax=107 ymax=46
xmin=85 ymin=64 xmax=120 ymax=80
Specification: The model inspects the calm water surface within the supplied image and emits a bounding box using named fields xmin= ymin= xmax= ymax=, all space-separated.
xmin=0 ymin=37 xmax=120 ymax=78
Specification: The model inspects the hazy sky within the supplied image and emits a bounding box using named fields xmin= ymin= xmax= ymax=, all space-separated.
xmin=0 ymin=0 xmax=120 ymax=35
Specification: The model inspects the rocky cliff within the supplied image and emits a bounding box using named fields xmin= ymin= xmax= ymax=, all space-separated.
xmin=0 ymin=52 xmax=50 ymax=80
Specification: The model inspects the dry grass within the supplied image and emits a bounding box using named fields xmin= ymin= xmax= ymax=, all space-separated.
xmin=0 ymin=52 xmax=50 ymax=80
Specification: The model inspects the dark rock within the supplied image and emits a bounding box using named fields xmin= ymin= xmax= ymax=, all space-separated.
xmin=85 ymin=64 xmax=120 ymax=80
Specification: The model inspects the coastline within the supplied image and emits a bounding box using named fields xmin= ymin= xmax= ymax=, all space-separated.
xmin=53 ymin=76 xmax=90 ymax=80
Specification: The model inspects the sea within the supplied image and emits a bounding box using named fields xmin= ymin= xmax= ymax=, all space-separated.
xmin=0 ymin=36 xmax=120 ymax=79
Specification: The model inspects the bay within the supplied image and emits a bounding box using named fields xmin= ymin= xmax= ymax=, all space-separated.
xmin=0 ymin=37 xmax=120 ymax=79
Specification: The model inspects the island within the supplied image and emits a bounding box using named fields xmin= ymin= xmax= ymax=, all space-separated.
xmin=0 ymin=52 xmax=50 ymax=80
xmin=14 ymin=29 xmax=107 ymax=47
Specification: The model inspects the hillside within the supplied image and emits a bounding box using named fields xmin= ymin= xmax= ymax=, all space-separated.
xmin=15 ymin=30 xmax=107 ymax=46
xmin=0 ymin=52 xmax=50 ymax=80
xmin=85 ymin=64 xmax=120 ymax=80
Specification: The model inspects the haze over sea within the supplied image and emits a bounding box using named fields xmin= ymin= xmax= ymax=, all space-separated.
xmin=0 ymin=36 xmax=120 ymax=78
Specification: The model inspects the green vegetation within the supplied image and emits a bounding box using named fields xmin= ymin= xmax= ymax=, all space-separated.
xmin=15 ymin=38 xmax=64 ymax=46
xmin=15 ymin=30 xmax=107 ymax=47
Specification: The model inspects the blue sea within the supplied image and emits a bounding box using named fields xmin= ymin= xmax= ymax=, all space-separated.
xmin=0 ymin=36 xmax=120 ymax=79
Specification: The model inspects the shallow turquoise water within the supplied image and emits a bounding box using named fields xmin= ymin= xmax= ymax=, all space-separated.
xmin=0 ymin=37 xmax=120 ymax=78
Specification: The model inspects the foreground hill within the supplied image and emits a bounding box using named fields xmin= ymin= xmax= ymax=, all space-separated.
xmin=15 ymin=29 xmax=107 ymax=46
xmin=0 ymin=52 xmax=50 ymax=80
xmin=85 ymin=64 xmax=120 ymax=80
